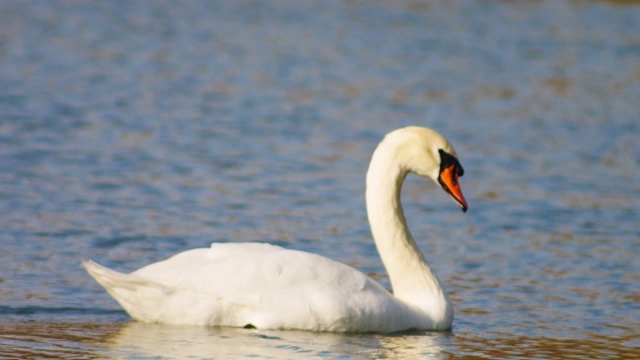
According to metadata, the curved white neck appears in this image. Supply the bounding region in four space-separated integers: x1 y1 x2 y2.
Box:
365 144 452 324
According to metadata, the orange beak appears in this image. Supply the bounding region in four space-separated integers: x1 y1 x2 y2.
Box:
438 165 468 212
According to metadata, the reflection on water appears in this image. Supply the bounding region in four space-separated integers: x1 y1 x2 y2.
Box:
1 321 639 359
0 322 122 359
105 323 384 359
453 331 640 359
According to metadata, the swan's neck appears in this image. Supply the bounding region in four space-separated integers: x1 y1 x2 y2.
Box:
365 147 452 324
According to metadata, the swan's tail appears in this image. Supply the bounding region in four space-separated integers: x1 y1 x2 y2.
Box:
82 260 172 322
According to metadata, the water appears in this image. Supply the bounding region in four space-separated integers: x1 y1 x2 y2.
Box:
1 0 639 358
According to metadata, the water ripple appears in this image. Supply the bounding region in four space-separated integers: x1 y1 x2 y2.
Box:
0 0 639 358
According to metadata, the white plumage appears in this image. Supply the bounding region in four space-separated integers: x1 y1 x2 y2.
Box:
84 126 468 333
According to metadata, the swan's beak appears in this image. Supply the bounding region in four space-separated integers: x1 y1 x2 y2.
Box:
438 165 468 212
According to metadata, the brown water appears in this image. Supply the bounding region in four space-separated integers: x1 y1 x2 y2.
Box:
1 0 639 358
1 321 639 358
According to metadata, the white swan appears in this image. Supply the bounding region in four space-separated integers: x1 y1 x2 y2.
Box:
83 126 468 333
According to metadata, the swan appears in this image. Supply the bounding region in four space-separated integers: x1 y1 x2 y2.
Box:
83 126 468 333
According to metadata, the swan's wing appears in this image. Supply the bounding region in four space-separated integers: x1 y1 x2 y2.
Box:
85 242 406 331
131 242 369 295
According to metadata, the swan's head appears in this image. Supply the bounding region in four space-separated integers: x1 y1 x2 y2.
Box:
381 126 468 212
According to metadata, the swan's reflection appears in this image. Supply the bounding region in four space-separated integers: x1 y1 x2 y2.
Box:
102 322 449 359
375 332 451 359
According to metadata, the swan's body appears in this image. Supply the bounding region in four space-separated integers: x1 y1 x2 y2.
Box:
84 126 468 333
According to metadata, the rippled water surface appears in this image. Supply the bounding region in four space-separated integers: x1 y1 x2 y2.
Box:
1 1 639 358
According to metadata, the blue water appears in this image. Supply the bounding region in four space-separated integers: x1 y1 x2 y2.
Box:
1 1 639 358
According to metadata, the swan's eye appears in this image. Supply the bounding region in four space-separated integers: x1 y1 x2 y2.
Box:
437 149 463 176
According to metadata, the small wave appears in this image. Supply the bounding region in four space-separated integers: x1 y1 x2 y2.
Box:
0 305 124 316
